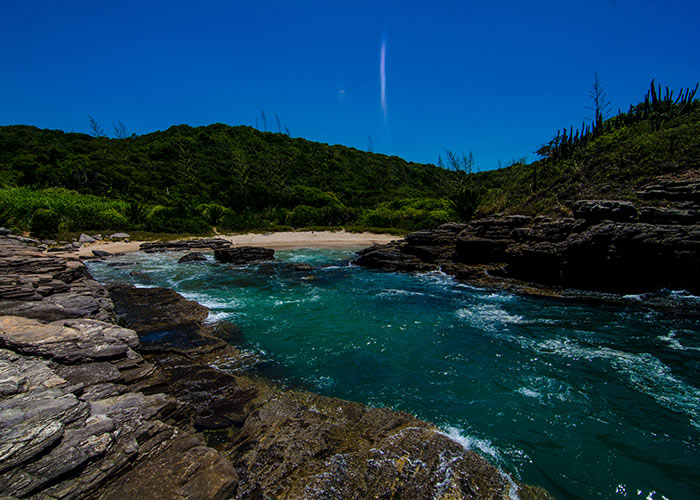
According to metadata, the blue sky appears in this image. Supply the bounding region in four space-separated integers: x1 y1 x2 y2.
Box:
1 0 698 170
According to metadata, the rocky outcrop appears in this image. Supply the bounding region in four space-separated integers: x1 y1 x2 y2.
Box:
1 234 554 499
140 238 232 253
354 199 700 297
108 233 130 240
0 235 113 322
178 252 208 263
213 246 275 264
0 316 236 500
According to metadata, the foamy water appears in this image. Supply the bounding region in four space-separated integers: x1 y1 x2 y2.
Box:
88 248 700 500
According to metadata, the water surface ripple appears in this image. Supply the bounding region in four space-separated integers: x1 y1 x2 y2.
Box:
88 248 700 500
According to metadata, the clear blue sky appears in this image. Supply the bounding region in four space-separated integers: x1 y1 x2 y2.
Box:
1 0 698 170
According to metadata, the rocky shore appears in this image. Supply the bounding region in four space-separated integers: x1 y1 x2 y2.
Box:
0 232 553 499
354 193 700 308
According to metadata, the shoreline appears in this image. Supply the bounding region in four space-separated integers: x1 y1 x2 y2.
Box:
77 230 398 257
0 232 554 500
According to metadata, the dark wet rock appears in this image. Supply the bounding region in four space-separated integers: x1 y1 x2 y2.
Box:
455 237 509 263
354 201 700 296
638 206 700 225
107 285 228 357
106 261 130 267
140 237 232 253
354 244 438 272
0 227 11 235
638 179 700 205
293 262 313 271
179 251 208 263
108 285 208 334
92 249 113 258
573 199 638 222
214 246 275 264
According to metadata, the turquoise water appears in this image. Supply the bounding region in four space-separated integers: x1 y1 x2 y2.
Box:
88 248 700 500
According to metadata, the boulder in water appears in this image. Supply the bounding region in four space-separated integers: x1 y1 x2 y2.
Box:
214 246 274 264
179 252 207 263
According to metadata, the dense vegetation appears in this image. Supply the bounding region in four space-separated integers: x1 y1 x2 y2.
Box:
0 123 458 237
0 80 698 237
476 81 700 215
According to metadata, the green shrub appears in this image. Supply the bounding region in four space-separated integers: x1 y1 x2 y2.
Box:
124 202 147 224
449 187 481 222
145 215 211 234
199 203 227 226
30 208 60 239
0 202 15 228
94 208 129 230
286 185 342 208
288 205 322 227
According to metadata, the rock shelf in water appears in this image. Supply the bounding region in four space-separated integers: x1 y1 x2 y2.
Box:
354 197 700 297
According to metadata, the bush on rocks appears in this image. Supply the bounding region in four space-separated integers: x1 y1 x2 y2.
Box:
30 208 60 239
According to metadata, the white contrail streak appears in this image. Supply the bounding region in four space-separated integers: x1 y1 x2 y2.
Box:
380 39 387 122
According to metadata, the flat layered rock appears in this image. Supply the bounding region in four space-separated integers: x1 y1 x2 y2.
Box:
0 316 137 363
353 199 700 296
0 235 113 323
140 238 232 253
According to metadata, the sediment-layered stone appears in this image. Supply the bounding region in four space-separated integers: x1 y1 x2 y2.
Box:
354 198 700 296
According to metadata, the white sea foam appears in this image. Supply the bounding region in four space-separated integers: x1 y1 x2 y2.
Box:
204 311 236 323
455 304 524 330
536 338 700 430
441 426 500 460
657 331 700 352
377 288 425 298
180 292 237 310
517 387 541 399
439 426 522 500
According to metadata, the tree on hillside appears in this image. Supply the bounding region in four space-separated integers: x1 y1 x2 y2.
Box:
586 72 611 128
439 149 480 221
274 113 282 133
113 121 129 139
260 109 268 131
87 115 105 137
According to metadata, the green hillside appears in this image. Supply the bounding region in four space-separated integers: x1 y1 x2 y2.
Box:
0 124 456 235
1 80 698 237
476 81 700 215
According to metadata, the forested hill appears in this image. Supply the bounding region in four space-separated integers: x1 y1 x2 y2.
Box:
0 123 451 209
475 81 700 215
1 80 698 237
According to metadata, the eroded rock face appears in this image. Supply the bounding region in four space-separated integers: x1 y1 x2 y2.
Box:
140 238 232 253
213 246 275 264
0 316 236 500
353 199 700 296
178 252 208 263
0 235 113 322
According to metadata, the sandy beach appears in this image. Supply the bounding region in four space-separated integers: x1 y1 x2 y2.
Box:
77 231 399 257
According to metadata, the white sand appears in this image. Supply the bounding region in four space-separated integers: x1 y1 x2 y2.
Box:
77 231 399 257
